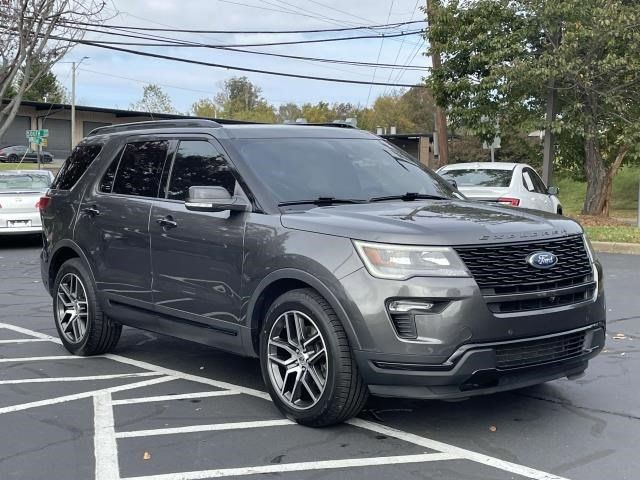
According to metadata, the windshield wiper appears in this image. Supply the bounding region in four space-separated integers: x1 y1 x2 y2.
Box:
278 197 367 207
369 192 448 202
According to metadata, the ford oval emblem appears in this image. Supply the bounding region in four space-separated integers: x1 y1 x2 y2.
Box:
527 251 558 269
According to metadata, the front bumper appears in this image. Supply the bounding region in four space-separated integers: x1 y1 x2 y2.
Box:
337 261 606 399
355 324 604 399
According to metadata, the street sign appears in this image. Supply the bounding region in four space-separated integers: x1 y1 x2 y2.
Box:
25 129 49 139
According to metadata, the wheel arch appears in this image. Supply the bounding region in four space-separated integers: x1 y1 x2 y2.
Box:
244 268 362 357
48 240 97 295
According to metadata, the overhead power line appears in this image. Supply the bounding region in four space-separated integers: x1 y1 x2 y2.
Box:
58 36 428 88
61 19 425 34
59 24 427 71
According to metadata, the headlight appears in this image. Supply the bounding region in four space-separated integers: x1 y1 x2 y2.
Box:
353 240 470 280
583 233 597 263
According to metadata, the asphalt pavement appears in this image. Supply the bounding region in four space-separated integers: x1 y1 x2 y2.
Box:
0 235 637 480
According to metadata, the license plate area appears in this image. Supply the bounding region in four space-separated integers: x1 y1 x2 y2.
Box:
8 220 32 227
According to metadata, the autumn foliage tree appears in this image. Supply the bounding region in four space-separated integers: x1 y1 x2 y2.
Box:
428 0 640 215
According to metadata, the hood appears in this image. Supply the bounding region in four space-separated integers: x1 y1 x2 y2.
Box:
456 186 509 200
280 200 582 246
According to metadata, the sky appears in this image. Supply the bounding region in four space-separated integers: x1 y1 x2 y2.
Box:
51 0 428 114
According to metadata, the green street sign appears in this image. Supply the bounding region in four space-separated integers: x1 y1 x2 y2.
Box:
31 138 43 145
38 129 49 137
25 129 49 139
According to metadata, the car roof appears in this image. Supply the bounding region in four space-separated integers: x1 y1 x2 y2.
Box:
86 119 377 141
439 162 523 171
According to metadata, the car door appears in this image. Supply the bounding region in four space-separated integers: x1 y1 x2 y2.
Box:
523 167 553 212
75 138 171 307
149 138 247 346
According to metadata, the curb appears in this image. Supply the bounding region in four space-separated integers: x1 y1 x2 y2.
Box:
592 241 640 255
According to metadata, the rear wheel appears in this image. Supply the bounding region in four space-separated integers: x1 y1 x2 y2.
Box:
260 288 368 426
8 154 18 163
53 258 121 355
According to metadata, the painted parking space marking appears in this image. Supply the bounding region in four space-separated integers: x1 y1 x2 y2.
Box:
115 419 295 439
0 355 83 362
0 338 51 344
123 453 461 480
0 371 160 385
0 321 571 480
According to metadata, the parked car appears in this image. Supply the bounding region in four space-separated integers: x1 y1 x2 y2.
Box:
0 169 54 235
39 120 605 426
437 162 563 214
0 145 54 163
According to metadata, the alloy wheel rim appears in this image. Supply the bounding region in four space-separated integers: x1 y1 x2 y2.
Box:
55 273 89 344
267 310 328 410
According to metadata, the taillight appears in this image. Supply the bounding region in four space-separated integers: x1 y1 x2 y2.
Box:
497 197 520 207
37 196 51 210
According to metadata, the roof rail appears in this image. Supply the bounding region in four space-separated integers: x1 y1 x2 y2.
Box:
87 119 222 136
292 122 356 129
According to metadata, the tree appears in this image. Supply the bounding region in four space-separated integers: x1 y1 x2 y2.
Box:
19 57 67 103
277 102 302 122
0 0 105 139
214 76 276 122
428 0 640 215
192 98 218 118
130 84 178 114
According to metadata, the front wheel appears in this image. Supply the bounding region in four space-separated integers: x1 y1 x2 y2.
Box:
260 288 368 427
53 258 122 355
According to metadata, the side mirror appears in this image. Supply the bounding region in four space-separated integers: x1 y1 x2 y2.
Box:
185 186 248 213
447 179 458 189
547 186 559 195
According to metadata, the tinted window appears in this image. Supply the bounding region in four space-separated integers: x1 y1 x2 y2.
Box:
111 141 168 197
527 169 547 193
166 141 235 201
99 150 121 193
522 170 535 192
439 168 513 188
237 138 453 202
51 144 103 190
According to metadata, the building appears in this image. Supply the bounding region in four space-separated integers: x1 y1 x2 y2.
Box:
381 132 436 169
0 100 195 159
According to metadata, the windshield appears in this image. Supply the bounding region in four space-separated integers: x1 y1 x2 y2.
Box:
0 173 51 191
439 168 513 188
236 138 454 204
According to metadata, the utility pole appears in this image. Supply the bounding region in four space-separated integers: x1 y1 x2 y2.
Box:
542 29 561 187
70 57 89 150
426 0 449 168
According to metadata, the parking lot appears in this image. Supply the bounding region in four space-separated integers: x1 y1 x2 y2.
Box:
0 236 638 480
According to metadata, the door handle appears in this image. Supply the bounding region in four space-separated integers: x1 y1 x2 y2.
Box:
156 216 177 229
82 206 100 217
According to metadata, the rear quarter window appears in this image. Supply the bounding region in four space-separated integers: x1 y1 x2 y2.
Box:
51 143 104 190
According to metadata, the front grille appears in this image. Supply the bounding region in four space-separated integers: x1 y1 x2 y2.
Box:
455 235 595 313
389 313 417 339
495 331 587 369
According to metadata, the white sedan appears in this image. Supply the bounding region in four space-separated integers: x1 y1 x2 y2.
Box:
0 170 54 235
437 162 563 214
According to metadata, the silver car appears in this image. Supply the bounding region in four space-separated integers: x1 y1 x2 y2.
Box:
0 170 54 235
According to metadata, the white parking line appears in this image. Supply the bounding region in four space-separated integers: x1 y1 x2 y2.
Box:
0 376 176 415
112 390 240 406
0 372 160 385
94 392 120 480
0 338 51 344
122 453 460 480
0 321 572 480
115 419 294 439
0 355 84 363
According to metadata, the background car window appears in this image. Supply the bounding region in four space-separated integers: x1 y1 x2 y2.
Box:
0 172 51 191
51 143 103 190
528 169 548 193
522 171 536 192
166 140 235 201
111 141 168 197
439 169 513 187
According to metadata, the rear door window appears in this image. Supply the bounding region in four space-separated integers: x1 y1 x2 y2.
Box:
102 140 169 197
51 143 103 190
164 140 236 201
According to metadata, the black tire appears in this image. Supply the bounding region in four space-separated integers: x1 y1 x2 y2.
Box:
8 154 18 163
259 288 368 427
52 258 122 355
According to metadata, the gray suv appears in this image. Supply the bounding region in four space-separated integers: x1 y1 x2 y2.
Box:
39 119 605 426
